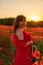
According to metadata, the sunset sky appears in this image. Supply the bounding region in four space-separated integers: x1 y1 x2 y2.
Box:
0 0 43 21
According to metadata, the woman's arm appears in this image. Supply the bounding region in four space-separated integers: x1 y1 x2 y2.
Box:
24 31 33 47
25 41 33 47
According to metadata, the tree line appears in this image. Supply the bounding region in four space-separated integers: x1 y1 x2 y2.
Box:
27 20 43 27
0 18 43 27
0 18 14 26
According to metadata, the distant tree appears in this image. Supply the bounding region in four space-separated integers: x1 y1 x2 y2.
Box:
0 18 15 26
38 21 43 27
27 20 38 27
0 18 43 27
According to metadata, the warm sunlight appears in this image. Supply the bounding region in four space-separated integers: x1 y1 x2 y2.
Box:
29 16 39 22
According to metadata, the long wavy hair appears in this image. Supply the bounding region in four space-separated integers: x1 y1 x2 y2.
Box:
14 15 26 34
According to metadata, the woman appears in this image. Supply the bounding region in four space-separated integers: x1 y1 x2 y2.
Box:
13 15 33 65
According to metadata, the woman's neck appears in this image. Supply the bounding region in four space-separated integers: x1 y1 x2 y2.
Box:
17 27 23 32
15 27 24 40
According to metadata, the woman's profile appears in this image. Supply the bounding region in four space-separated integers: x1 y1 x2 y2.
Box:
13 15 33 65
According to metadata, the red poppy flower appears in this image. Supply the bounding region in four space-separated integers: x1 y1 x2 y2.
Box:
33 50 40 59
40 60 43 65
33 62 38 65
41 56 43 60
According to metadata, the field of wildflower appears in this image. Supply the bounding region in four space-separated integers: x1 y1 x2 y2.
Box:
0 25 43 65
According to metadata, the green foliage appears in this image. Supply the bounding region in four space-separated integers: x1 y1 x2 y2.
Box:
27 21 43 27
0 18 15 26
0 18 43 27
0 35 16 65
33 39 43 56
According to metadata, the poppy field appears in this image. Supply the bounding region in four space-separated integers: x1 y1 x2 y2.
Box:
0 25 43 65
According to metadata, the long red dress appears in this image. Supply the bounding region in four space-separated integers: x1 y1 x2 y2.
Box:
13 31 33 65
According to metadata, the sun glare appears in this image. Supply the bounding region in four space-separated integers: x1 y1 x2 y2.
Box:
29 15 39 22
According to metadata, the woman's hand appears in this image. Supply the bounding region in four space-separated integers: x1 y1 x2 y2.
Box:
25 41 33 47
